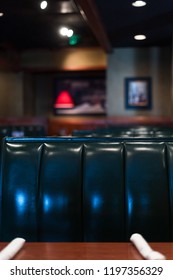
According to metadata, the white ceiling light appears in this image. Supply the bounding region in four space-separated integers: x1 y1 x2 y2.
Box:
134 34 146 40
40 1 48 10
132 1 146 7
66 29 73 38
59 27 74 37
59 27 69 36
0 12 4 17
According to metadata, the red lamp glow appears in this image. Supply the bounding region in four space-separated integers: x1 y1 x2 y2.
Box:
54 90 74 108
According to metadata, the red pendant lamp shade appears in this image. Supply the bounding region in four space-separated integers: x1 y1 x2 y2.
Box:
54 90 74 108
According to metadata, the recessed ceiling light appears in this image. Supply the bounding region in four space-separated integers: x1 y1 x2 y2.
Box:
59 27 69 36
0 12 4 17
59 27 74 37
132 1 146 7
66 29 73 38
40 1 48 10
134 34 146 40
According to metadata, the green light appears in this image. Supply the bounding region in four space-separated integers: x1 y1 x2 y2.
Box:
69 35 81 46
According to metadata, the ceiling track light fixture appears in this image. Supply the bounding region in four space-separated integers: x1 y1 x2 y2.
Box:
132 1 146 7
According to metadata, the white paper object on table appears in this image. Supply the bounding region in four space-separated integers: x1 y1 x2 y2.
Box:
130 233 165 260
0 237 26 260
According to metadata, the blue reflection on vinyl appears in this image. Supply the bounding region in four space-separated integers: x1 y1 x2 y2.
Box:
43 195 52 212
92 194 103 210
128 194 133 216
15 191 26 213
43 194 68 212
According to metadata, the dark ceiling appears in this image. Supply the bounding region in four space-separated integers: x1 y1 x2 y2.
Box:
0 0 173 53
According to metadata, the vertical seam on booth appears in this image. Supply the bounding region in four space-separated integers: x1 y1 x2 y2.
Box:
81 143 85 242
36 143 44 241
166 143 173 241
123 142 127 241
0 138 6 240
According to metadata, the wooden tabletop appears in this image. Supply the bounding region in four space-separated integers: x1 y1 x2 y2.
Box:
0 242 173 260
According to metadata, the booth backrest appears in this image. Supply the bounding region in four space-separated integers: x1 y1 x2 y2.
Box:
72 126 173 138
0 137 173 242
0 125 46 139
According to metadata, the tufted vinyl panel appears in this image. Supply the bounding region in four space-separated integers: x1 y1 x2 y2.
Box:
83 142 125 241
1 142 43 241
166 143 173 240
38 142 83 241
125 142 170 241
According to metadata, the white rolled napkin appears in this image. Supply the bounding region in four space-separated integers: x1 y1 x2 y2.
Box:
130 233 165 260
0 237 26 260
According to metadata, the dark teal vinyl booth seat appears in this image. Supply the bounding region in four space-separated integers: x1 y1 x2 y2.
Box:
0 137 173 242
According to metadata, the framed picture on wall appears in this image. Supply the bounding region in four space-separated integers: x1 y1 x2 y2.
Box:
125 77 152 109
53 71 106 115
